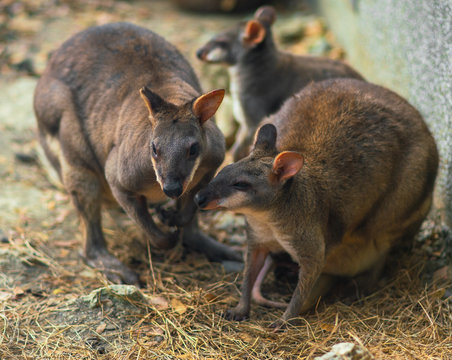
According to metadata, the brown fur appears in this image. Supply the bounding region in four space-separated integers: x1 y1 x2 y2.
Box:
34 22 239 284
195 79 438 328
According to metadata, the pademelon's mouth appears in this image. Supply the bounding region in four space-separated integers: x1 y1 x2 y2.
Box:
202 199 224 210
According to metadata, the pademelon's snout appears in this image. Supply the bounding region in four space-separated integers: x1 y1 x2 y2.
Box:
194 191 208 208
194 190 220 210
196 47 207 61
163 181 183 199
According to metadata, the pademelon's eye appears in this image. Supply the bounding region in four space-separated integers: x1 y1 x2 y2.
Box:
188 143 200 158
232 181 251 191
151 142 158 158
217 40 229 49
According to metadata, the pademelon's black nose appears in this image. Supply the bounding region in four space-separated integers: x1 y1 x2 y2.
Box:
194 192 208 208
163 182 183 198
196 48 205 60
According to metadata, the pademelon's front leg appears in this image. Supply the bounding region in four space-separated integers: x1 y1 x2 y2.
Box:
158 170 242 262
271 230 325 330
109 184 180 250
158 155 221 228
225 243 269 321
181 190 242 262
105 154 179 251
155 189 198 228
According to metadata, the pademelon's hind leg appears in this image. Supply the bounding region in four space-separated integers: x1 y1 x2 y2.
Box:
346 138 436 289
251 255 288 309
60 141 139 285
35 77 139 284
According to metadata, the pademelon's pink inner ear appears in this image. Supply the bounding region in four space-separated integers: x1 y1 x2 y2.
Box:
193 89 225 125
270 151 304 184
243 20 266 46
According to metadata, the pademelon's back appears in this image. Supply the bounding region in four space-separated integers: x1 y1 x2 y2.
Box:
43 22 202 101
269 79 436 174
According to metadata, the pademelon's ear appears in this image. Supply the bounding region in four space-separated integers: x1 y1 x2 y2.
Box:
254 123 277 152
140 86 165 124
243 20 266 46
270 151 304 184
192 89 225 125
254 5 276 26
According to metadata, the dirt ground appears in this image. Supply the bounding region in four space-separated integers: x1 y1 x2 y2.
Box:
0 1 451 359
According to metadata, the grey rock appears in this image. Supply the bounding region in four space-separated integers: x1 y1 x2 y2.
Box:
80 285 148 309
315 342 374 360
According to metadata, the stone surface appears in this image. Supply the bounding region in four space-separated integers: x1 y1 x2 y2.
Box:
315 342 374 360
80 285 148 309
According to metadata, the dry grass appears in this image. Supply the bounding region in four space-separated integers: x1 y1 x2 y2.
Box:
1 214 451 360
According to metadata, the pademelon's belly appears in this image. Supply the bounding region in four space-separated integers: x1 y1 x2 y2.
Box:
322 233 390 277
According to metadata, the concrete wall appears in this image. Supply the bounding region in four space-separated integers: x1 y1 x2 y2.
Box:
311 0 452 227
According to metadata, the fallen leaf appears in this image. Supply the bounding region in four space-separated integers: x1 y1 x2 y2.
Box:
204 292 218 303
148 296 169 310
13 287 25 297
238 332 253 342
139 325 164 337
320 323 335 332
52 288 65 295
429 288 446 300
96 322 107 334
171 299 187 314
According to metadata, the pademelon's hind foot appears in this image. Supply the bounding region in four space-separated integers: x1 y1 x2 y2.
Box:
81 249 140 285
252 255 288 309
